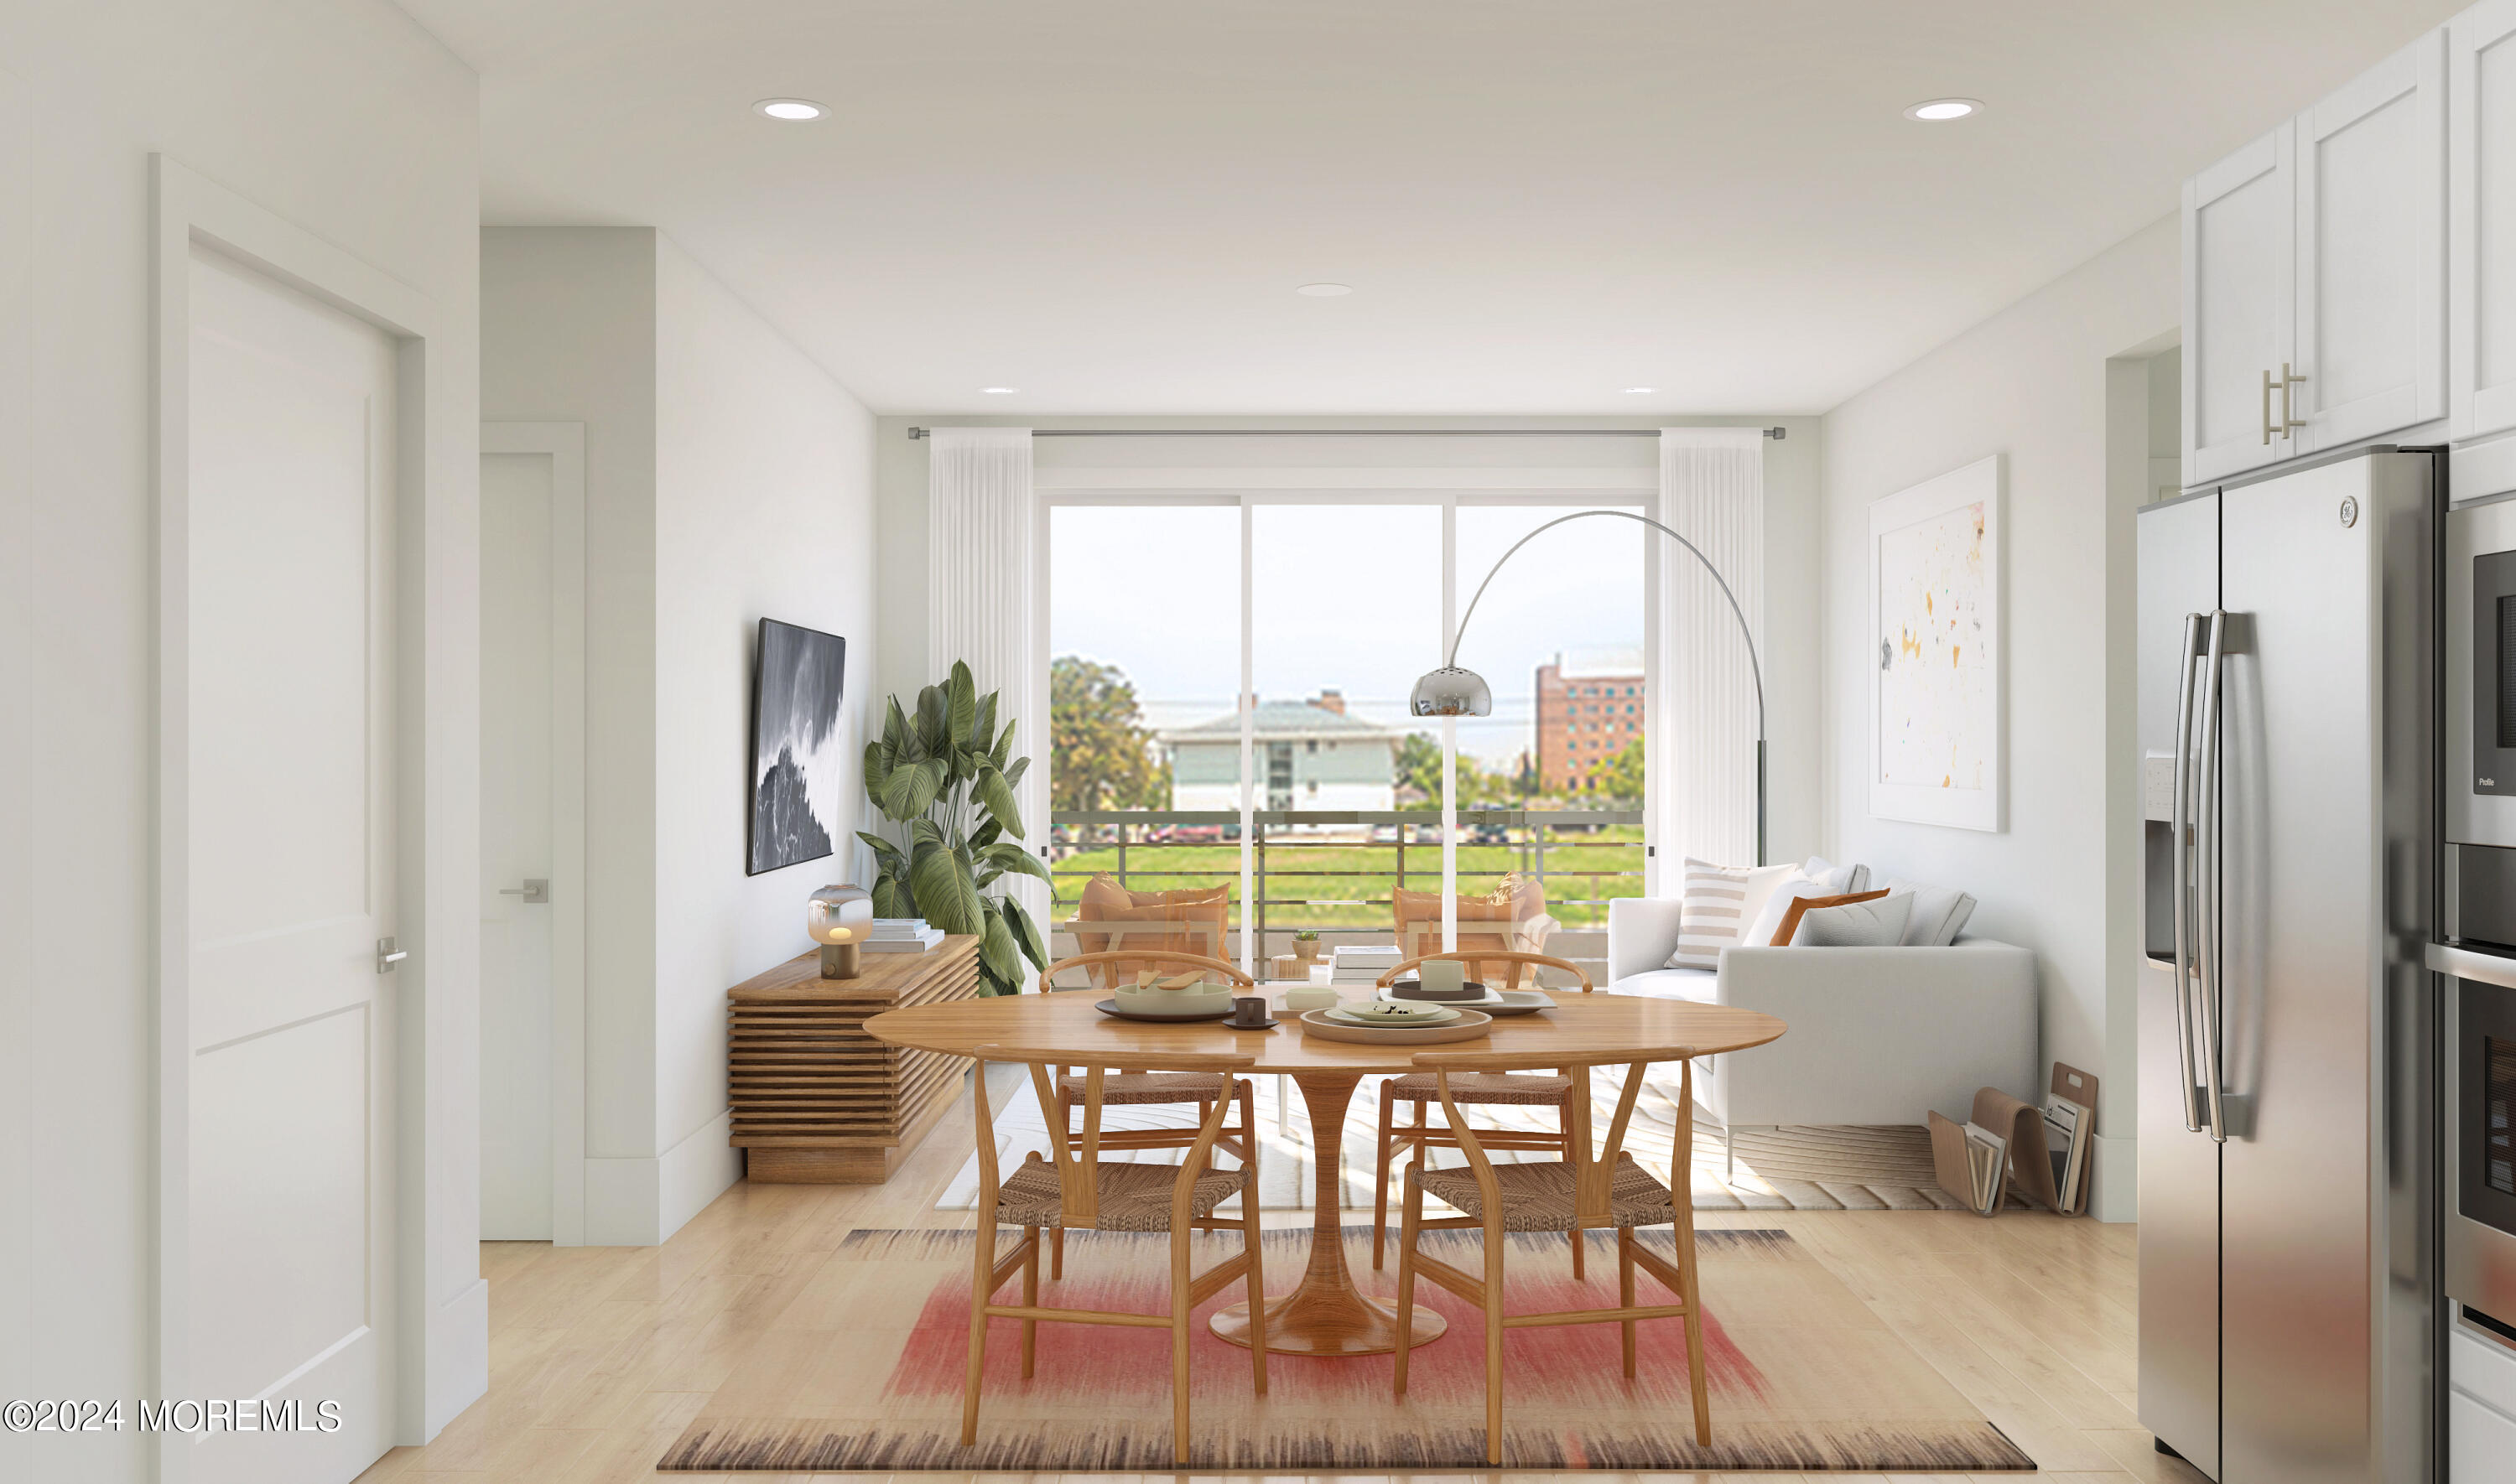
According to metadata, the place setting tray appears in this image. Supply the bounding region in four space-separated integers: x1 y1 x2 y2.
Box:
1379 978 1555 1017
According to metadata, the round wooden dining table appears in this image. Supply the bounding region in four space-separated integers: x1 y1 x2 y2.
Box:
864 988 1786 1359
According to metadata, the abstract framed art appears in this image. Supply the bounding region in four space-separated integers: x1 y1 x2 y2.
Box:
749 618 846 874
1866 454 2003 832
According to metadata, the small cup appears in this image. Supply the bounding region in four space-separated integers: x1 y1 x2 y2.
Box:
1229 996 1271 1028
1419 957 1467 994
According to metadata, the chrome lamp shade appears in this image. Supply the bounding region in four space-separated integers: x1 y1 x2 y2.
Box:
1410 666 1493 717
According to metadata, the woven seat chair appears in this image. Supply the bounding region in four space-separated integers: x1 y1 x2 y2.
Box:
1037 950 1259 1279
1391 1045 1713 1462
1368 950 1592 1275
961 1045 1267 1465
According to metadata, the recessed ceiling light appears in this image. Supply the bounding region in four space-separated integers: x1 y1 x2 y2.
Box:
1296 283 1353 297
1622 387 1656 395
980 387 1018 395
1904 97 1981 122
754 98 827 121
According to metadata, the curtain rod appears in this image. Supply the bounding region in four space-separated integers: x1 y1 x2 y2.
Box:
907 425 1785 440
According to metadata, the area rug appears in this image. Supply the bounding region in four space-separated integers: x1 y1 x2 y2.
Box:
938 1066 1990 1213
658 1226 2035 1471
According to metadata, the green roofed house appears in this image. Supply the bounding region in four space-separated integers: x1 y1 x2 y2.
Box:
1158 689 1406 812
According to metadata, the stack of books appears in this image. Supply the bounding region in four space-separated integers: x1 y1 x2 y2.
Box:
1329 944 1404 986
863 918 944 954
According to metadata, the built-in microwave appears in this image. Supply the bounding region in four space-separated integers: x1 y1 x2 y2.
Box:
2450 496 2516 854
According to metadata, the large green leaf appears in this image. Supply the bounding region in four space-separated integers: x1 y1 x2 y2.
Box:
914 682 950 757
969 691 998 755
882 696 912 759
973 765 1025 841
944 662 977 746
870 876 913 920
969 817 1003 852
1001 895 1048 972
856 829 907 870
861 740 892 802
978 842 1052 884
908 838 984 934
978 909 1024 989
1003 754 1031 791
881 756 945 822
992 719 1017 771
909 817 946 851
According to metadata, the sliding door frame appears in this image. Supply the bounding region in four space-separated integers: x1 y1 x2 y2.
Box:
1037 486 1649 971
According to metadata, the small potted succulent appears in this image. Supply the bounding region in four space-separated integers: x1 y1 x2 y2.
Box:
1291 929 1323 966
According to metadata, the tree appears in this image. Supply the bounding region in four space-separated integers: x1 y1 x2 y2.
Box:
1596 734 1645 804
1395 731 1445 803
1050 655 1169 812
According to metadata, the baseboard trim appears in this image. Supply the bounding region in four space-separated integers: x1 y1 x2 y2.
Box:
659 1108 741 1240
2090 1131 2136 1223
583 1109 741 1246
419 1276 487 1440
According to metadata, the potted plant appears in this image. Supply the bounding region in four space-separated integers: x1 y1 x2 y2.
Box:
858 661 1052 996
1292 929 1323 966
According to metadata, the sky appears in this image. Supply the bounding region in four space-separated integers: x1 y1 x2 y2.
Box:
1047 502 1643 771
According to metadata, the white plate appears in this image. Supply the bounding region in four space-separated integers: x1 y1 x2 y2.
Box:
1376 985 1509 1008
1327 1003 1461 1026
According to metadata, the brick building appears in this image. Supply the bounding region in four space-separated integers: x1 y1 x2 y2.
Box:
1536 648 1644 794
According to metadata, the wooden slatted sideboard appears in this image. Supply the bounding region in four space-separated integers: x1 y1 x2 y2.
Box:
727 935 983 1183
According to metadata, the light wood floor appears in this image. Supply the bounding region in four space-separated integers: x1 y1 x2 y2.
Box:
355 1071 2207 1484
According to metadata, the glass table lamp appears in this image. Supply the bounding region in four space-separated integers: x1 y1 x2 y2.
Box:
808 885 875 978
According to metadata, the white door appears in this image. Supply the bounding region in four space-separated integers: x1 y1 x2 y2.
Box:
2295 29 2445 452
481 449 554 1239
2455 0 2516 441
2185 125 2296 485
185 243 398 1482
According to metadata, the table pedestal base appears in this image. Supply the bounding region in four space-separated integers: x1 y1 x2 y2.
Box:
1205 1068 1448 1357
1209 1287 1447 1357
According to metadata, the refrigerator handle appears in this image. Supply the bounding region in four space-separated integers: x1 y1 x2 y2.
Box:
2169 612 2206 1133
2196 608 2231 1144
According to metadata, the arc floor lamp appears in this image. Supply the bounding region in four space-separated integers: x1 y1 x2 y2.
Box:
1410 509 1767 866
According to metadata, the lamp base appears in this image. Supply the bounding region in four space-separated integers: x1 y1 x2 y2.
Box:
819 942 861 979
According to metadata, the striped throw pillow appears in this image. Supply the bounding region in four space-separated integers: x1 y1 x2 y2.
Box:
1670 859 1751 970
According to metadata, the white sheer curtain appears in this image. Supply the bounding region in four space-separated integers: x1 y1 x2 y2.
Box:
1651 428 1765 880
928 427 1048 926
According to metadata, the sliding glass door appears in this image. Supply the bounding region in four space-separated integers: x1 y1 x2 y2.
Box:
1045 492 1646 969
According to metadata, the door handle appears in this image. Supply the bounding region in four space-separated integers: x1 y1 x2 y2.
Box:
2279 362 2308 438
2195 609 2231 1144
2263 369 2277 445
2170 613 2206 1133
497 879 550 905
376 937 408 974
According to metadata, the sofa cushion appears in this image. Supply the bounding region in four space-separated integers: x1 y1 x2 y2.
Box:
1670 858 1797 969
1789 891 1914 947
1800 854 1869 895
1607 966 1723 1004
1771 888 1892 946
1880 877 1978 946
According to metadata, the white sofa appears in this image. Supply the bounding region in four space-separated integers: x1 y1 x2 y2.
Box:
1606 895 2036 1169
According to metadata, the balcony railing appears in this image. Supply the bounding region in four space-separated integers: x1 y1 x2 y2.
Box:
1045 808 1643 960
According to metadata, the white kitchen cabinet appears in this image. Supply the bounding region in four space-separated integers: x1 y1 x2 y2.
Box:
2184 126 2295 485
2295 30 2446 453
2456 0 2516 441
2451 1390 2516 1484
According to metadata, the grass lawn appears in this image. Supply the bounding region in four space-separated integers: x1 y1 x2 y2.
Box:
1046 827 1643 930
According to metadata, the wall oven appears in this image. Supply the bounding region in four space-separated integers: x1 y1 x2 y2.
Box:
2439 926 2516 1327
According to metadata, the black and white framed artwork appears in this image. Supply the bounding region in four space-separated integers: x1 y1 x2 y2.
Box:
748 618 846 875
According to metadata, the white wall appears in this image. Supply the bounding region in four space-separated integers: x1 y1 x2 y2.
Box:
481 227 660 1206
482 228 876 1243
871 415 1823 869
1819 216 2178 1219
652 236 876 1233
0 2 483 1473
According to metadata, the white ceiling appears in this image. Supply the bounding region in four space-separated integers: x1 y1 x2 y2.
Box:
408 0 2461 416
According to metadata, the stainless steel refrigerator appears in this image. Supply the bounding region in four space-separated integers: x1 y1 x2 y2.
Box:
2135 449 2437 1484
